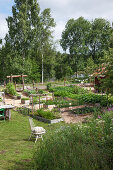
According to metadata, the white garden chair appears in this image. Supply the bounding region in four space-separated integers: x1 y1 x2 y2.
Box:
29 117 46 143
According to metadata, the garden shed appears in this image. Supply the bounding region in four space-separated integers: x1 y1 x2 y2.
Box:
92 66 106 92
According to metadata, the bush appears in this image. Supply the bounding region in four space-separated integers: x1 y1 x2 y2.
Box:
6 82 17 96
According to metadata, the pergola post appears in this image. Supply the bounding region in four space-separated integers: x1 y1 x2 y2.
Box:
21 74 24 91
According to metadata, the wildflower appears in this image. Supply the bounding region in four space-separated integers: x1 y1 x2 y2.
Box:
108 108 111 111
98 115 101 119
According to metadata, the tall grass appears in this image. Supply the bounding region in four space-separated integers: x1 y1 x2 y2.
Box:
33 112 113 170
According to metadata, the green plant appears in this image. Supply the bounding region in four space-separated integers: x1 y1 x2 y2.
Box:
38 89 43 94
72 106 101 115
47 83 52 90
36 108 61 120
21 97 29 100
6 82 17 96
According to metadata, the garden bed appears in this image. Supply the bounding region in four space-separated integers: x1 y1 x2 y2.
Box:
30 114 64 124
6 93 21 100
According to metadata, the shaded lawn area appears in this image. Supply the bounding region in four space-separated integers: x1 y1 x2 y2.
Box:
0 110 64 170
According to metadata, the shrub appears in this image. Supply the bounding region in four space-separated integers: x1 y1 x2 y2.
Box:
6 82 17 96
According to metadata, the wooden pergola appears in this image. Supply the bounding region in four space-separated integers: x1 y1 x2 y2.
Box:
7 74 28 91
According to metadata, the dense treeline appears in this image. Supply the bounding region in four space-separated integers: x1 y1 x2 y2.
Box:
0 0 56 82
0 0 113 82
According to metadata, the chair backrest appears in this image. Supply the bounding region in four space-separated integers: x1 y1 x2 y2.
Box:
29 117 35 130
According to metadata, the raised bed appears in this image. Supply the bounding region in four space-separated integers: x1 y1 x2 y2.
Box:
31 114 64 124
6 93 21 100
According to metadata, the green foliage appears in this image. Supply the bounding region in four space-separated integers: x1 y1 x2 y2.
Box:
47 83 52 90
85 56 97 75
0 0 56 82
36 108 61 120
72 106 101 115
33 97 38 104
6 82 17 96
49 85 113 106
33 111 113 170
38 89 43 94
100 49 113 96
21 97 29 100
24 89 36 96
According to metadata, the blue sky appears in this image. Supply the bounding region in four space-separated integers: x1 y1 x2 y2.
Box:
0 0 13 15
0 0 113 50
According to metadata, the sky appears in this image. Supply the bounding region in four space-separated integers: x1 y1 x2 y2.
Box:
0 0 113 51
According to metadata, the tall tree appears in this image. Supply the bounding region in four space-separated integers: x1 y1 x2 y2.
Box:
89 18 111 63
60 17 112 76
60 17 91 76
2 0 55 82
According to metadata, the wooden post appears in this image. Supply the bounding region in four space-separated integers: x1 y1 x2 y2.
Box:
52 92 54 100
36 87 38 92
39 96 40 109
4 81 6 88
3 92 5 104
11 74 13 83
33 80 35 89
32 95 33 115
64 78 66 86
15 81 16 90
22 74 24 91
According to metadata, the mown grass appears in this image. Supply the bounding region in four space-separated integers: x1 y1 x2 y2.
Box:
0 110 64 170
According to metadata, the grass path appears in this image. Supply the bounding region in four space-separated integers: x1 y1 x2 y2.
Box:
0 111 36 170
0 110 65 170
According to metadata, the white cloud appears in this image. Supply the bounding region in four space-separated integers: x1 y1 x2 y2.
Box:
0 14 8 40
0 0 113 51
38 0 113 38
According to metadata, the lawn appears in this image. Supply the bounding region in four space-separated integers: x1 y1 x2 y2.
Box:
0 110 65 170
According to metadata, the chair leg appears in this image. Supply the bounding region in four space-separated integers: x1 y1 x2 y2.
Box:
35 135 39 143
28 133 33 141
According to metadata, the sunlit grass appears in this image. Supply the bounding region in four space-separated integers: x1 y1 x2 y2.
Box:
0 110 65 170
